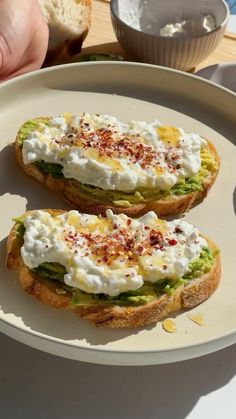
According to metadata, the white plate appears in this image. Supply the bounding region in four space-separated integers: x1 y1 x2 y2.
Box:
0 62 236 366
196 62 236 92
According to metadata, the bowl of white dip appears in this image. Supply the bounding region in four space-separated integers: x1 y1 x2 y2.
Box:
110 0 229 71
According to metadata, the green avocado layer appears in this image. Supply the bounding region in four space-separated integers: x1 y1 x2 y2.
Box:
31 247 215 307
18 118 50 144
14 218 216 307
19 119 218 205
34 161 64 178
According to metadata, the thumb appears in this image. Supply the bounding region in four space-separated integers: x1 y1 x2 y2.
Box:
0 1 31 77
0 33 10 73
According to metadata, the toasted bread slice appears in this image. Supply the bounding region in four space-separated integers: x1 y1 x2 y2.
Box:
6 210 221 328
15 117 220 218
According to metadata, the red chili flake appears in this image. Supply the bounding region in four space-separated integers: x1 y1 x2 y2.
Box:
149 230 163 246
144 226 150 230
136 245 144 255
168 239 177 246
175 227 183 234
83 233 94 243
102 244 109 251
127 219 132 226
124 238 135 251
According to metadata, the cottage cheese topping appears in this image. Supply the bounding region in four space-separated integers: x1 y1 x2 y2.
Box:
22 113 206 192
21 210 207 296
160 14 216 37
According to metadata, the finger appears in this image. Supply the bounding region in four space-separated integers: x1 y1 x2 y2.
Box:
0 0 31 76
0 0 49 81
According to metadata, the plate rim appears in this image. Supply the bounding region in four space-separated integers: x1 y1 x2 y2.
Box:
1 60 236 97
1 61 236 364
1 310 236 355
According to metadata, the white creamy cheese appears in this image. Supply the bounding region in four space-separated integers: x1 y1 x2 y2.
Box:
160 14 216 37
21 210 207 297
22 113 206 192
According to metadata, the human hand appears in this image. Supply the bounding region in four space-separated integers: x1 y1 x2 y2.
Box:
0 0 48 81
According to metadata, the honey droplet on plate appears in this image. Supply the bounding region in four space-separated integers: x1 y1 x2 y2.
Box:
187 313 205 326
162 318 177 333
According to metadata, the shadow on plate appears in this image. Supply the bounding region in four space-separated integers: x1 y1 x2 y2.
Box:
0 144 69 210
0 236 149 345
0 145 137 345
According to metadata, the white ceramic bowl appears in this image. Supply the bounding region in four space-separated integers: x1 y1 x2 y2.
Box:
110 0 230 71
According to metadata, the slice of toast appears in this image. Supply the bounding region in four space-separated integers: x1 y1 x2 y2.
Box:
15 117 220 218
6 209 221 328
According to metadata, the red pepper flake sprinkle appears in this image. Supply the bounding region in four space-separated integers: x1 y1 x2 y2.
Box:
102 255 108 263
50 122 181 172
175 227 183 234
149 230 163 247
136 245 144 255
62 213 186 269
168 239 177 246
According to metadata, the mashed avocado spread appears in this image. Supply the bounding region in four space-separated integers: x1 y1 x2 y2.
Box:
32 247 215 306
14 218 216 306
19 119 218 204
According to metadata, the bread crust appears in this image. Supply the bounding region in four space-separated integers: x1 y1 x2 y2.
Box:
15 118 220 218
6 210 221 328
39 0 92 65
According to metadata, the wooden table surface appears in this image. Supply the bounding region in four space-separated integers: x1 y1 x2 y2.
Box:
51 0 236 71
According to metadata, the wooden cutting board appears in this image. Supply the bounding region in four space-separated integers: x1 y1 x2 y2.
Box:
50 0 236 72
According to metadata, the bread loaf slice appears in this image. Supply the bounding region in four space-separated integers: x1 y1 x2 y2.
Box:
6 209 221 328
39 0 92 61
15 116 220 218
